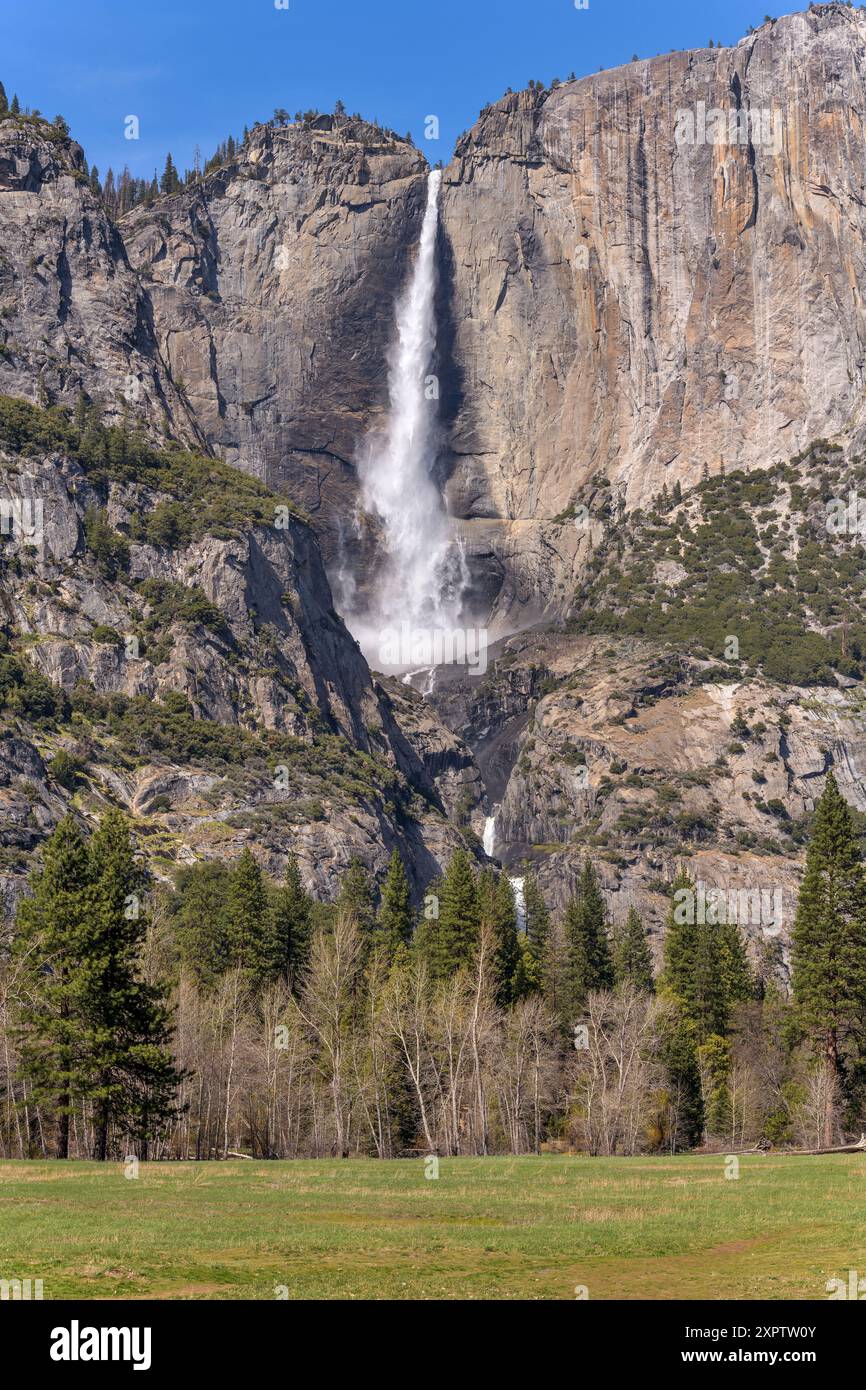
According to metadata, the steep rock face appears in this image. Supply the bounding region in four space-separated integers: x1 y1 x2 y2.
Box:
0 444 379 744
439 5 866 621
8 7 866 933
0 116 193 439
0 437 482 907
444 629 866 964
120 118 428 561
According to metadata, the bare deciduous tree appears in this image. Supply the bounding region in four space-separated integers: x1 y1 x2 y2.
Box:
572 987 669 1156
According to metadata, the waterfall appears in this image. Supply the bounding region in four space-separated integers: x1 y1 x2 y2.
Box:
347 170 466 670
482 815 496 857
509 877 526 935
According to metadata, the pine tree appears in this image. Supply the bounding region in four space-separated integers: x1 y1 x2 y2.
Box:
17 812 181 1160
266 854 312 984
718 918 753 1012
10 94 20 116
160 152 180 195
662 868 699 1006
172 860 233 987
116 166 129 215
14 816 92 1158
660 1017 704 1150
662 870 750 1041
226 847 268 976
376 849 413 960
613 906 655 993
792 771 866 1133
0 82 8 116
524 869 550 983
83 809 181 1159
478 870 520 1005
698 1034 732 1140
689 910 732 1041
337 856 375 953
564 860 613 1014
334 855 377 982
430 849 479 980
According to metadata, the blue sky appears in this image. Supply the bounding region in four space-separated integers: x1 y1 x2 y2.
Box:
3 0 778 179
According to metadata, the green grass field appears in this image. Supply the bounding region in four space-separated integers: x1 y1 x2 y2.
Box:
1 1154 864 1300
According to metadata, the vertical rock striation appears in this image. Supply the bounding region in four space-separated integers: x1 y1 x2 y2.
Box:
439 6 866 619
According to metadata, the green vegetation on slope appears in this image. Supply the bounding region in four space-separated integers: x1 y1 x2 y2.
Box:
568 446 866 685
0 394 303 543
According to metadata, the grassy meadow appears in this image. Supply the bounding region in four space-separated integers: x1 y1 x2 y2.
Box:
0 1153 864 1300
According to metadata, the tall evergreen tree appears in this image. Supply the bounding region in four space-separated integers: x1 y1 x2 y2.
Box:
524 869 550 988
663 870 752 1040
0 82 8 116
16 812 181 1160
659 1017 704 1151
792 772 866 1128
14 816 91 1158
160 151 180 195
689 911 733 1041
430 849 479 980
172 860 232 987
226 848 268 976
563 860 613 1014
698 1033 732 1140
661 868 697 1005
10 94 20 116
613 906 655 993
718 917 753 1014
83 809 181 1159
265 854 312 984
478 870 520 1005
337 856 375 947
376 849 413 960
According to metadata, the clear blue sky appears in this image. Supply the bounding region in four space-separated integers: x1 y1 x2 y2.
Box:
3 0 779 179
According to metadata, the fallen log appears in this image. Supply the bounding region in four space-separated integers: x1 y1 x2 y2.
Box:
784 1133 866 1156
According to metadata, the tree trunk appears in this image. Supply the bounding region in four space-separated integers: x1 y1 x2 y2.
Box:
56 1102 69 1160
824 1029 838 1149
95 1102 109 1161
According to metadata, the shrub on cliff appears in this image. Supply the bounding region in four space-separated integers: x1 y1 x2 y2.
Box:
0 394 304 543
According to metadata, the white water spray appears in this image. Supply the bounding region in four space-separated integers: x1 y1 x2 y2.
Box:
482 815 496 858
509 876 526 935
348 170 466 668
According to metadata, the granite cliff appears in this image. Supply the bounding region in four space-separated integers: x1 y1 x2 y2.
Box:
4 5 866 942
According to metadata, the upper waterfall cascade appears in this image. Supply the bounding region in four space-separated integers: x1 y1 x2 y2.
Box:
346 170 466 669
